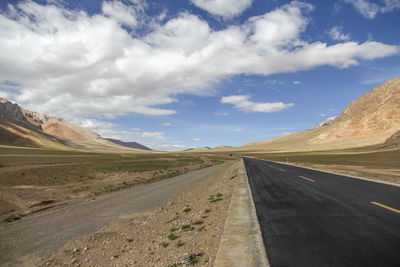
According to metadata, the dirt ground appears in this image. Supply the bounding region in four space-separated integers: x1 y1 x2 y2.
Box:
0 151 230 223
25 160 239 267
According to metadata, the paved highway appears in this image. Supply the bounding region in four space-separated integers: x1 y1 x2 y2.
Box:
244 157 400 267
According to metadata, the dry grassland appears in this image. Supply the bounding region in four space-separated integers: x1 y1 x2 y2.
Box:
0 146 233 223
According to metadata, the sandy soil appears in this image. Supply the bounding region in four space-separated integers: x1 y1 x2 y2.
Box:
24 161 239 267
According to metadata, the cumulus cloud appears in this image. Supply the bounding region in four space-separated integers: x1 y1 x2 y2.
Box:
293 81 301 85
102 1 139 27
192 137 201 141
191 0 252 18
221 95 294 113
329 26 351 41
0 0 398 122
344 0 400 19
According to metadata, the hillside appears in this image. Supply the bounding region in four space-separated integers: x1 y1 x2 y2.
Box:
105 138 152 151
239 78 400 152
0 98 146 152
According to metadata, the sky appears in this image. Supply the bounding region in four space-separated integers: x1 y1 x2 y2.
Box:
0 0 399 151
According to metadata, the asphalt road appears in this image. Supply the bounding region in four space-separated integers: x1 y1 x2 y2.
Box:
0 162 230 266
244 157 400 267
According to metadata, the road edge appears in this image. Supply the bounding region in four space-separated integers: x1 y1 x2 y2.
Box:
263 159 400 188
214 158 270 267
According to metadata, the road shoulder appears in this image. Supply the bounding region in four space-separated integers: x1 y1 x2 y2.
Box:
214 158 269 267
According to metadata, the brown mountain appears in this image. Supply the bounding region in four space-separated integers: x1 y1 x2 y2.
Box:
0 98 147 152
240 78 400 152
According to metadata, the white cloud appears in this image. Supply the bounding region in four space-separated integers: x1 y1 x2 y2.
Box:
329 26 351 41
213 111 229 116
70 119 177 150
192 137 201 141
344 0 400 19
233 128 241 132
293 80 301 85
0 1 398 123
221 95 294 113
161 122 172 126
191 0 252 18
102 1 139 27
154 143 188 151
264 80 284 87
72 118 116 132
319 113 327 117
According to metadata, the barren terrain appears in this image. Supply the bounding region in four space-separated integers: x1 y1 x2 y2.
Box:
22 160 238 267
0 146 233 223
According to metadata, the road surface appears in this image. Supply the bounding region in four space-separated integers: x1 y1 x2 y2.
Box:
0 162 230 266
244 157 400 267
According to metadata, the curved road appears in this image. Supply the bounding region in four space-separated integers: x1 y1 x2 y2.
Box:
244 157 400 267
0 162 230 266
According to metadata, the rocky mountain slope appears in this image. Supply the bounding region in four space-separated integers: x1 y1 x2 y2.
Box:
0 98 148 152
240 78 400 151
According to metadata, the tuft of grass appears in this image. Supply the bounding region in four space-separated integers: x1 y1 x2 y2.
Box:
170 227 179 232
127 238 134 243
204 208 211 214
201 215 208 219
181 224 191 230
210 198 223 203
183 207 191 213
168 233 179 240
197 226 206 232
4 213 26 222
216 192 223 197
161 242 170 248
177 241 185 247
182 224 195 232
193 220 204 225
189 257 199 265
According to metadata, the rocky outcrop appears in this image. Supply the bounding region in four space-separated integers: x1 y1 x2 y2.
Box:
312 78 400 143
382 130 400 148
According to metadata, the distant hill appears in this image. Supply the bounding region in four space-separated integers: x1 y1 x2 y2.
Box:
105 138 152 151
239 78 400 152
0 97 144 152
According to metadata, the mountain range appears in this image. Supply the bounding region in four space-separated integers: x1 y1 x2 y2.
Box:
1 78 399 152
0 98 149 152
191 78 400 152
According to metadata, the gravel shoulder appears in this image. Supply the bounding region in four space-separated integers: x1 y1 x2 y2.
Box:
0 161 235 266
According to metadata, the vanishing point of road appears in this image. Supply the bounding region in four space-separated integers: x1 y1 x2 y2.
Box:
0 162 230 266
244 157 400 267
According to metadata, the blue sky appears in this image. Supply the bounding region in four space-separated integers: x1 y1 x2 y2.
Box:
0 0 399 150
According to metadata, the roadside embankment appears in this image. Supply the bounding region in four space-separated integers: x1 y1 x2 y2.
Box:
215 158 269 267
